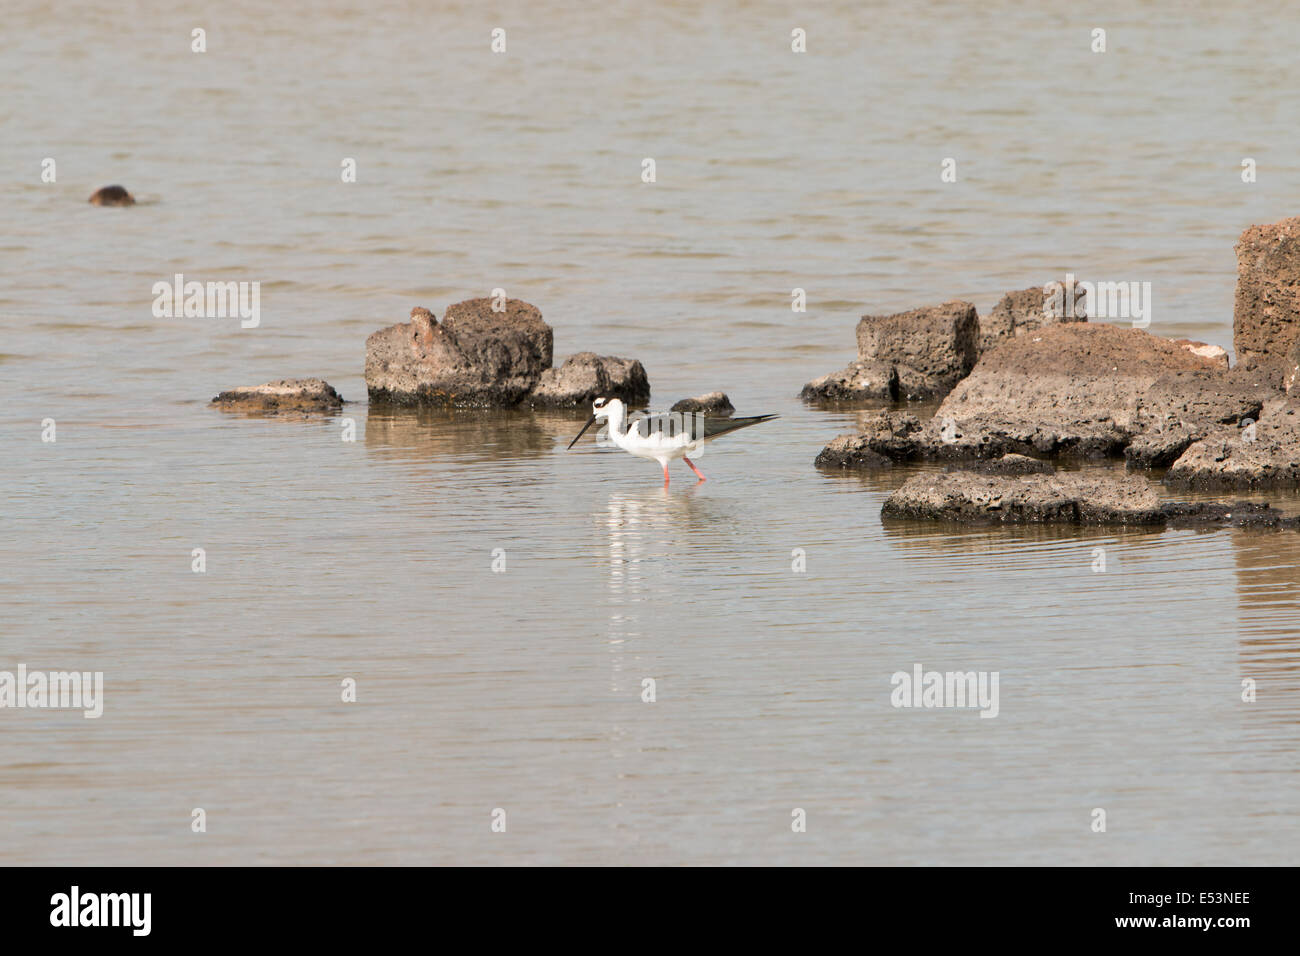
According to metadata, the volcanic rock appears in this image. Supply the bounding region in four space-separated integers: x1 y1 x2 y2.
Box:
802 300 978 401
671 392 734 415
883 470 1300 528
882 471 1163 525
211 378 343 413
1165 401 1300 489
365 300 553 407
818 324 1255 468
1234 216 1300 370
527 352 650 407
979 281 1088 354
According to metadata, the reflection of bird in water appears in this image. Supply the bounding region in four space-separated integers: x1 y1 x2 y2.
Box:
567 397 777 487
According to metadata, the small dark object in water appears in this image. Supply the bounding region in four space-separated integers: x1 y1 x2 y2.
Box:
89 185 135 206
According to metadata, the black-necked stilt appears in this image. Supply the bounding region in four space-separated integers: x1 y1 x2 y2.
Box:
566 397 777 486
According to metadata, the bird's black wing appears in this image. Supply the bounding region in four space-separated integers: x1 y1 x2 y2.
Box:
701 414 778 439
630 412 778 440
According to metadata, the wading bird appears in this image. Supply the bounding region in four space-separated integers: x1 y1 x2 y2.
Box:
566 397 777 486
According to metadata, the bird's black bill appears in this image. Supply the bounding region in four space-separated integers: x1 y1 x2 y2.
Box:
567 414 597 449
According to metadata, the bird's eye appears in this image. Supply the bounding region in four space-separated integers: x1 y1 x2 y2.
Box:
594 398 607 408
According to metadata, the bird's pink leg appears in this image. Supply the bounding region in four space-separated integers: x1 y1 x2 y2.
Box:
683 457 706 481
662 462 670 487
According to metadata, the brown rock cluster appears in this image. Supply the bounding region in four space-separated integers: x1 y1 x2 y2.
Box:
364 299 648 408
818 213 1300 499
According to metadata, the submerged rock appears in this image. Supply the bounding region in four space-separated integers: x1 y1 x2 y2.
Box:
1165 401 1300 488
949 454 1055 476
849 411 924 460
89 185 135 206
365 300 553 407
1234 216 1300 371
814 434 894 469
1158 500 1300 530
800 360 898 401
1125 367 1267 466
882 471 1163 525
1122 427 1199 469
671 391 734 415
211 378 343 413
527 352 650 407
884 470 1300 528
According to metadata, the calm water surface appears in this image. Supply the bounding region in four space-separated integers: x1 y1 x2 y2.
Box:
1 0 1298 864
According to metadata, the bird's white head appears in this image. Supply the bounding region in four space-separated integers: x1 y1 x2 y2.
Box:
591 396 624 421
567 397 624 449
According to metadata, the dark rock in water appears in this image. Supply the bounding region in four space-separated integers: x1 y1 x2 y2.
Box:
365 300 553 407
934 325 1229 457
364 300 655 409
802 300 978 401
800 360 897 401
882 470 1300 529
211 378 343 413
978 281 1087 354
1124 428 1198 469
1234 216 1300 371
1124 367 1266 467
671 391 734 415
950 454 1054 476
527 352 650 407
814 411 924 467
1136 368 1263 430
1165 401 1300 489
89 185 135 206
882 472 1163 525
857 300 980 399
822 324 1251 467
814 434 893 469
1158 500 1300 530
